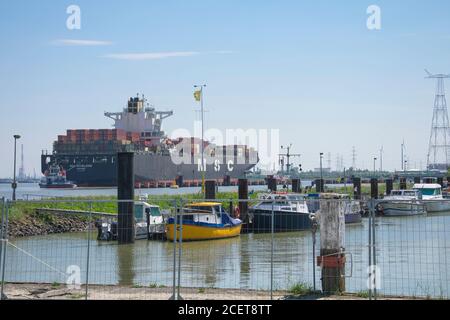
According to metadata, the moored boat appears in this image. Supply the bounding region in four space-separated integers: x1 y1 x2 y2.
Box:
413 183 450 213
166 202 242 241
378 190 426 216
248 193 313 233
39 164 77 189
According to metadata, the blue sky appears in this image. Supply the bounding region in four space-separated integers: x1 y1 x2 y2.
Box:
1 0 450 177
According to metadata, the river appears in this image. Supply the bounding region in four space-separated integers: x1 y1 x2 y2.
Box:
3 214 450 298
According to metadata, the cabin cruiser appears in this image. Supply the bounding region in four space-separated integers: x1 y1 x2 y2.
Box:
248 193 313 233
413 183 450 213
378 190 426 216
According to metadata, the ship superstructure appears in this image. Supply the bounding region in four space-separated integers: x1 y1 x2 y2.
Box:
41 95 258 187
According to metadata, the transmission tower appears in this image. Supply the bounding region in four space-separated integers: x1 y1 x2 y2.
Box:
351 146 357 169
426 70 450 170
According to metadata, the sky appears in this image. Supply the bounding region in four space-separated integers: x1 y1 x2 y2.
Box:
1 0 450 177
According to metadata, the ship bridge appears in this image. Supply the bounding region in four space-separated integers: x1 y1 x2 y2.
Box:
104 95 173 136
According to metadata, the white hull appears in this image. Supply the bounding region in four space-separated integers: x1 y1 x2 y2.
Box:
424 201 450 213
382 202 426 216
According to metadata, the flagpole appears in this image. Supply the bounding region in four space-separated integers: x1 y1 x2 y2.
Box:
194 84 207 194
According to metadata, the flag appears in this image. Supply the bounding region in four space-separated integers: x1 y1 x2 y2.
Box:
194 90 201 102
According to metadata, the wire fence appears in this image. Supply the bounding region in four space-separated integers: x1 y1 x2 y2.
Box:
0 196 450 300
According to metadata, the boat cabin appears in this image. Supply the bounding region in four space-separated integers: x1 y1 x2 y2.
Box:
413 184 443 198
182 202 235 226
134 202 163 224
255 193 308 213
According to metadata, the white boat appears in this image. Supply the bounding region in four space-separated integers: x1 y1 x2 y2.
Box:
319 193 363 224
413 183 450 213
380 190 426 216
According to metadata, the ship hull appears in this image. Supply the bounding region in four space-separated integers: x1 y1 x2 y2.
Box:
42 153 256 187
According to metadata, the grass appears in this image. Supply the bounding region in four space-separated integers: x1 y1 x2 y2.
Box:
355 291 370 299
288 283 315 296
7 191 264 223
51 282 61 289
68 293 86 300
198 288 205 294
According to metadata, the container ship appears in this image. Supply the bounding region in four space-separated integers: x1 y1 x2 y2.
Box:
41 95 259 187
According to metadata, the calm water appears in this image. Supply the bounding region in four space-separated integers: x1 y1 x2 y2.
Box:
3 214 450 298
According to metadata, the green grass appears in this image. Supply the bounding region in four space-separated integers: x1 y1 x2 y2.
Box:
288 283 315 296
198 288 205 294
51 282 61 289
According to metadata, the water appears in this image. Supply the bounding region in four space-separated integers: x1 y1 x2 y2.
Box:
0 183 272 200
3 214 450 298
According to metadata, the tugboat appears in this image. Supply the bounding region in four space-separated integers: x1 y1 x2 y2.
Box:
39 164 77 189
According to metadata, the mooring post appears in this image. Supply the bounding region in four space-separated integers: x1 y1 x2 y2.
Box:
205 180 216 199
292 179 301 193
267 176 277 192
353 177 361 200
117 152 135 244
437 177 444 187
176 175 183 188
238 179 248 222
414 177 421 184
399 178 407 190
370 178 379 199
317 200 346 294
385 178 393 196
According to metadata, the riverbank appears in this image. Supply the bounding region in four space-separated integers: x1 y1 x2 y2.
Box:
1 283 426 300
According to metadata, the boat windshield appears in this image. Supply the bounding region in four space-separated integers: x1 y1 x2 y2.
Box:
150 207 161 217
403 191 417 197
415 188 440 196
134 204 144 221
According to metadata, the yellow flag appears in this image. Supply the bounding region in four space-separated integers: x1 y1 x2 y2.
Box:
194 90 201 102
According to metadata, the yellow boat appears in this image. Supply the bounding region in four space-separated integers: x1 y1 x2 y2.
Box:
166 202 242 241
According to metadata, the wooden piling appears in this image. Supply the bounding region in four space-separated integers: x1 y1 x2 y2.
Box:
238 179 248 222
437 177 444 187
205 180 216 199
370 178 379 199
117 152 135 244
353 177 361 200
385 178 393 196
291 179 301 193
414 177 421 184
317 200 346 294
399 178 407 190
267 176 277 192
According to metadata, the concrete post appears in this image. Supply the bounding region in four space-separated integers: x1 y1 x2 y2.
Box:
205 180 216 199
317 200 346 294
238 179 248 222
117 152 135 244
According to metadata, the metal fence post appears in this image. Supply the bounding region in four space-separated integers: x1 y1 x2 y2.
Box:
0 197 5 276
270 200 274 300
85 201 92 300
0 200 9 300
177 199 184 300
312 214 318 292
368 199 372 300
372 200 377 300
170 201 178 300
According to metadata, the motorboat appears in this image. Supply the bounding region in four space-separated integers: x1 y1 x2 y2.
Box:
166 202 242 241
248 192 313 233
378 190 426 216
413 183 450 213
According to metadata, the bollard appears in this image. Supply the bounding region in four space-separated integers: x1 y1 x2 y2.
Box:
117 152 135 244
292 179 301 193
238 179 248 222
353 177 361 200
315 179 324 193
317 200 346 294
385 179 393 196
414 177 421 184
370 178 379 199
205 180 216 199
176 175 184 187
399 178 407 190
267 176 277 192
223 175 231 187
